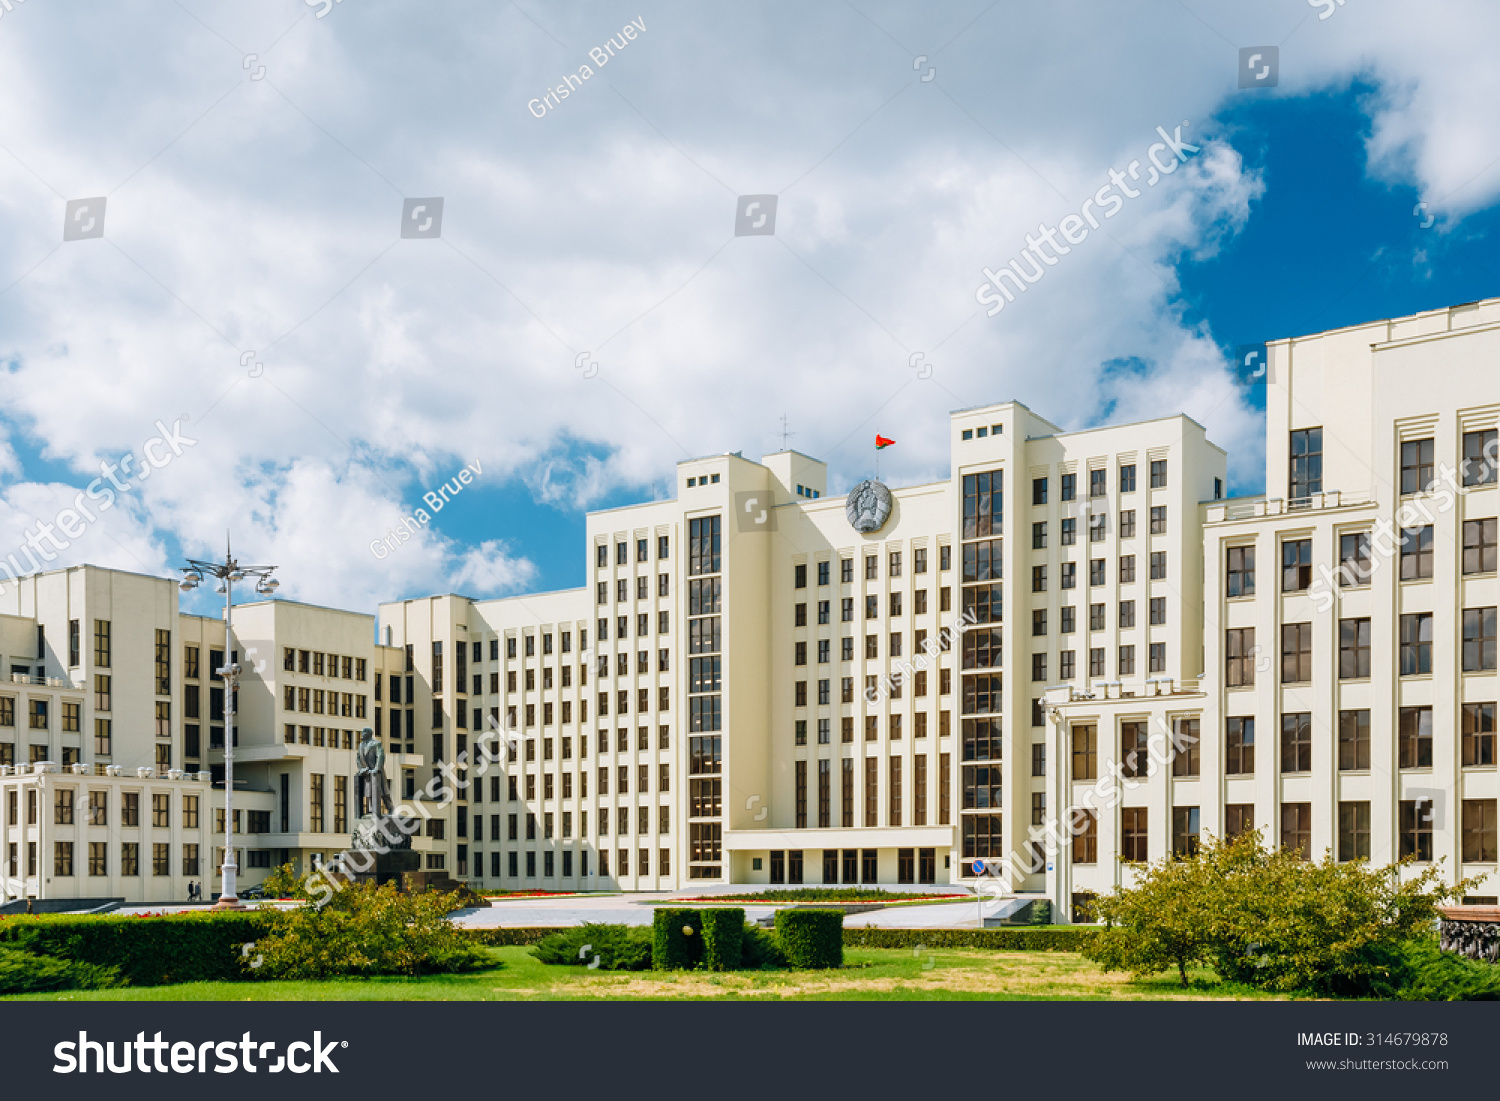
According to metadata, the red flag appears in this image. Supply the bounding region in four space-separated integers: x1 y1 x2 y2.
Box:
875 435 895 449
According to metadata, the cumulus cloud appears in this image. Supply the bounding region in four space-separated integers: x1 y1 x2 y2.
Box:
0 0 1493 608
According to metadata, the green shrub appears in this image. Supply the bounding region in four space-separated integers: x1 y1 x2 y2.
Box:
461 927 564 946
253 880 489 979
0 946 122 994
1084 829 1479 994
259 862 311 899
531 924 652 971
652 908 703 970
842 927 1096 951
1386 938 1500 1001
0 912 270 986
740 923 788 970
700 908 745 971
775 909 843 969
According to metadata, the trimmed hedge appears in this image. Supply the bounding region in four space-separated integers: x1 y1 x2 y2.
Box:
464 926 1100 952
842 927 1098 951
775 909 843 969
700 908 745 971
0 912 271 986
460 927 567 946
652 908 704 970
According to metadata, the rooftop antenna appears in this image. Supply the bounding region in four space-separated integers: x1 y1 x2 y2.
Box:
778 414 795 452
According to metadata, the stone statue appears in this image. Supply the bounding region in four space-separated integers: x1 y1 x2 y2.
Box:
846 479 893 533
355 726 393 819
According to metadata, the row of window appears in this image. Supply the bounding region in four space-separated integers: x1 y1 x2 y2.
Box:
280 648 368 680
793 547 954 587
786 755 957 829
1035 644 1168 681
1031 553 1168 591
794 590 956 627
471 847 662 880
1227 520 1498 599
281 686 370 718
1032 461 1167 506
1288 427 1497 499
1070 705 1497 782
794 712 956 742
1068 798 1498 865
1224 609 1498 687
9 841 203 878
1031 507 1166 547
1032 600 1164 635
5 789 202 828
596 536 673 568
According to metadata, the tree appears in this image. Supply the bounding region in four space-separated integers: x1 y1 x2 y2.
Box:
1084 829 1478 995
1086 846 1217 986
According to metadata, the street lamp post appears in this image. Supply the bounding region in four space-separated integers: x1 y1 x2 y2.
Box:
179 540 279 911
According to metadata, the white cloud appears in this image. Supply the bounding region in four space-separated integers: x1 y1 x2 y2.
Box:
0 0 1494 607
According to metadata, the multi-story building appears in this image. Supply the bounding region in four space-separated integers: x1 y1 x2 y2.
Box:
1046 298 1500 919
3 296 1495 913
377 408 1224 895
0 567 429 903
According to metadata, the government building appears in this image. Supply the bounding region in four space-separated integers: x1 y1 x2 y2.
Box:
1 297 1496 918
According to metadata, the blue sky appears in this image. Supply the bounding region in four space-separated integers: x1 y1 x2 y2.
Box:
1 0 1498 610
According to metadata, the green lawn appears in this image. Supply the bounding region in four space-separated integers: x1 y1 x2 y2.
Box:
3 946 1286 1001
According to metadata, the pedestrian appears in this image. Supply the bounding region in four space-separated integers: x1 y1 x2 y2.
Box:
189 881 198 902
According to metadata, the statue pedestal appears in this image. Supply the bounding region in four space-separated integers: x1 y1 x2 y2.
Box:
352 848 421 888
345 812 418 889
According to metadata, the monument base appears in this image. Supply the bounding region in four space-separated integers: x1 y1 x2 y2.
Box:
350 848 421 888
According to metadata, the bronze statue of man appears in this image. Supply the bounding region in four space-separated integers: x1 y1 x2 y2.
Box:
355 726 393 819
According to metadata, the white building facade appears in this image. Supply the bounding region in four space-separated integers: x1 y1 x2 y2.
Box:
2 297 1494 914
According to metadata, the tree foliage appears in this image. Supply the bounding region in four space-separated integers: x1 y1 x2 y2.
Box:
252 880 488 979
1085 830 1478 995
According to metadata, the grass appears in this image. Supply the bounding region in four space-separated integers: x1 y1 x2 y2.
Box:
1 946 1288 1002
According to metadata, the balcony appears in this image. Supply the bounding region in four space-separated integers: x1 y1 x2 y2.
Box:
1206 491 1372 524
7 673 75 688
1044 677 1205 707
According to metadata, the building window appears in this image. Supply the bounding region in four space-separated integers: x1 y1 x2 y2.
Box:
1121 807 1147 862
1281 622 1312 683
1118 509 1135 538
1399 706 1433 769
1399 799 1435 862
1225 627 1255 688
1172 806 1200 857
1281 802 1312 860
1463 607 1497 671
1400 526 1434 580
1339 532 1373 587
1463 429 1499 486
1225 717 1254 775
1148 643 1166 673
1463 518 1498 575
1400 613 1433 675
1089 469 1106 498
1071 724 1096 781
1280 712 1312 774
1338 802 1371 863
1400 437 1435 495
1338 617 1371 679
1281 539 1312 591
1462 799 1498 863
1289 427 1322 498
1171 719 1199 777
1462 703 1496 768
1226 545 1255 597
1119 555 1135 583
1338 709 1371 771
1071 809 1098 864
1149 552 1166 580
